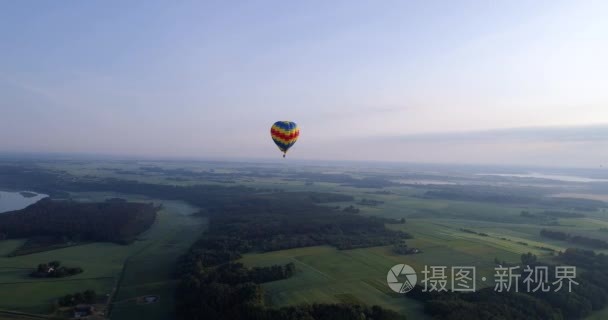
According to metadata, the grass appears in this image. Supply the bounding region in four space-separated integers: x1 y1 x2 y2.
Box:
0 196 204 319
109 204 206 320
0 239 135 314
10 161 608 319
233 183 608 319
238 218 539 319
237 214 587 319
588 307 608 320
240 245 427 319
0 310 55 320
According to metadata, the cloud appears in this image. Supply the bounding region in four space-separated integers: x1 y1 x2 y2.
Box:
319 105 410 120
381 124 608 144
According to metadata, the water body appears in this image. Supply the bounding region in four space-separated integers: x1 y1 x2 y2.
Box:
478 173 608 183
0 191 48 213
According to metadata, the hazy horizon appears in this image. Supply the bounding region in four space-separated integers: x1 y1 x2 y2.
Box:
2 1 607 167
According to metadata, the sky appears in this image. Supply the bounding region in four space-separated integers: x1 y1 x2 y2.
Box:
1 0 607 167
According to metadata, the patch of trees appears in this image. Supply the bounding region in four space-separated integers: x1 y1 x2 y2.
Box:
307 192 354 203
536 246 556 253
285 172 399 189
177 269 404 320
250 263 296 283
0 164 257 208
553 249 608 318
0 198 158 245
206 212 407 254
11 236 78 256
0 165 359 214
408 251 608 319
260 304 406 320
541 229 608 249
539 211 585 218
283 172 358 184
111 169 139 175
204 262 296 285
407 286 560 320
541 229 573 241
342 177 400 189
176 240 404 320
182 191 408 254
175 191 409 319
366 190 393 195
421 185 604 211
358 198 384 206
31 261 83 278
58 290 96 307
422 186 542 204
392 243 421 255
138 166 241 183
0 165 73 197
71 179 256 210
558 247 608 269
571 236 608 249
460 228 489 237
521 211 533 218
548 197 605 212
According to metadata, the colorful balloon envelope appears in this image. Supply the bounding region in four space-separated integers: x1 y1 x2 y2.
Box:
270 121 299 157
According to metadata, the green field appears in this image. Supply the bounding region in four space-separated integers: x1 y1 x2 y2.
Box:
109 204 206 320
236 186 608 319
240 245 426 319
238 215 567 319
3 160 608 319
0 196 204 319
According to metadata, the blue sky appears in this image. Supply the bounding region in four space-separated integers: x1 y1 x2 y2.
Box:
1 1 607 166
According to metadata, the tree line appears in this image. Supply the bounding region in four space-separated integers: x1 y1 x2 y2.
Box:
31 261 83 278
0 198 158 245
407 250 608 319
57 290 96 307
175 191 408 320
541 229 608 249
0 164 408 319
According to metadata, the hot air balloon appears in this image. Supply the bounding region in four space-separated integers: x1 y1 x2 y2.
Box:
270 121 299 158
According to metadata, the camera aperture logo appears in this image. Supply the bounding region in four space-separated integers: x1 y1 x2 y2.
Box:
387 264 417 293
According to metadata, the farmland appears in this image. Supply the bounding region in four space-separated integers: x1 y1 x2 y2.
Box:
237 217 561 318
1 160 608 319
0 193 204 319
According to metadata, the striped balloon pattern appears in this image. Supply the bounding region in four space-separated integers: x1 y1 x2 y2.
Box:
270 121 299 157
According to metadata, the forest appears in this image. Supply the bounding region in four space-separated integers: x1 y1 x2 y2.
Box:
406 250 608 319
0 198 158 244
175 190 409 320
422 185 604 211
540 229 608 249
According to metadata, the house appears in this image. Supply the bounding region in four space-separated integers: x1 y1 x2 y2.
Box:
73 304 95 318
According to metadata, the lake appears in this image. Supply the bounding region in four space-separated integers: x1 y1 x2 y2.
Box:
0 191 48 213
